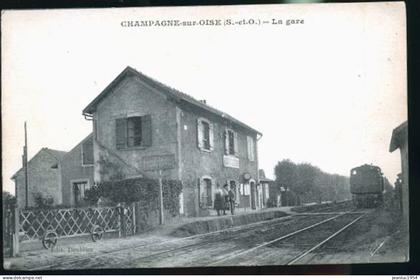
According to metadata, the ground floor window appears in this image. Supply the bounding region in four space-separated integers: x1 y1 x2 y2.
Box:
73 181 89 206
199 177 213 208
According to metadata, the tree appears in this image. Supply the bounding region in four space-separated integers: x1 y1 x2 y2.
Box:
274 159 352 205
2 191 16 210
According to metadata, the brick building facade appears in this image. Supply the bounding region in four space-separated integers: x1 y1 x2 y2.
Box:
82 66 262 217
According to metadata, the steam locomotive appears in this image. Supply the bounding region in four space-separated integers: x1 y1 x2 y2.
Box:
350 164 384 208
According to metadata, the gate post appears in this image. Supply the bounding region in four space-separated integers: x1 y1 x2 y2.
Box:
132 203 136 235
12 206 20 257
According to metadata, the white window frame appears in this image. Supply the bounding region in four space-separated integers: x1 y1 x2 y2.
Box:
197 118 214 152
199 176 213 208
225 128 238 156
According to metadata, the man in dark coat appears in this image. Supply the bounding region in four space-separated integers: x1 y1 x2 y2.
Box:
214 184 225 216
228 186 236 215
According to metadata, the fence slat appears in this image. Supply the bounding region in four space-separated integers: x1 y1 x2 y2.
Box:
19 205 135 242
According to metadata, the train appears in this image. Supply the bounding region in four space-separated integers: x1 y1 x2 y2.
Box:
350 164 384 208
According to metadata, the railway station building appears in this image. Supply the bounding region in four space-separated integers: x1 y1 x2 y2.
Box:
389 121 408 222
82 66 262 217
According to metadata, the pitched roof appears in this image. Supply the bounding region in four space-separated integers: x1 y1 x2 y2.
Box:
60 133 93 160
82 66 262 135
389 121 408 152
11 148 67 179
44 148 67 161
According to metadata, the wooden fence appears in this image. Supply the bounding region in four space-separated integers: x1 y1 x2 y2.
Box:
19 204 135 243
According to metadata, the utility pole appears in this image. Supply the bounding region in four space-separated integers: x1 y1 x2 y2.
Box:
23 122 29 209
158 169 164 225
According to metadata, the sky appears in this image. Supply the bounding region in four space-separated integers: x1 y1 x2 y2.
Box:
2 3 406 194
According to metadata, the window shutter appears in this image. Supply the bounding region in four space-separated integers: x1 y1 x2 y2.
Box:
209 123 214 151
141 114 152 146
233 131 239 156
197 119 203 149
224 130 228 155
115 118 127 149
197 178 201 205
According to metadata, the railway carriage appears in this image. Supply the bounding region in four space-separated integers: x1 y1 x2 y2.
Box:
350 164 384 208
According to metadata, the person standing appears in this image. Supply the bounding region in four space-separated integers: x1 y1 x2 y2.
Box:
214 184 224 216
228 186 236 215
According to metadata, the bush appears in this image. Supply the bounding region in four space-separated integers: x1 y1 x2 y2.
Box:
33 192 54 209
89 177 183 215
266 197 277 208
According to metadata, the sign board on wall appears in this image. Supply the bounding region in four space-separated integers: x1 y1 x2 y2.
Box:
223 155 239 169
142 154 176 171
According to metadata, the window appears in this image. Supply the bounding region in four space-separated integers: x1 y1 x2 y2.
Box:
73 181 89 206
127 117 142 147
200 177 213 208
116 115 152 149
197 118 213 151
224 129 237 156
82 136 94 166
202 121 210 150
247 136 255 161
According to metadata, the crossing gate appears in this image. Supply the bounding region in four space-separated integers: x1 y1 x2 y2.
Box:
18 204 136 248
2 206 15 256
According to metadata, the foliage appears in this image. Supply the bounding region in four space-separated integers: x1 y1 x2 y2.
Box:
97 155 125 181
2 191 16 209
266 197 277 208
162 179 183 216
87 177 183 216
84 184 102 206
32 192 54 209
274 159 352 205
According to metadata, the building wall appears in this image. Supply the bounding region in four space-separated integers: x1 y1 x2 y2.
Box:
61 137 95 207
92 74 259 217
14 149 62 208
400 138 409 222
179 105 259 217
93 75 179 182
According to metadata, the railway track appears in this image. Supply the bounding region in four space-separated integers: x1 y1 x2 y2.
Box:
34 213 297 270
31 206 368 269
208 211 367 266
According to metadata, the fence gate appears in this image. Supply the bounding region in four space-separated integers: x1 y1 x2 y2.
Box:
2 207 14 257
18 204 136 249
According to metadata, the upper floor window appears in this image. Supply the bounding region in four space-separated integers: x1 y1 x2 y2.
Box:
224 129 238 156
197 118 214 151
116 114 152 149
127 117 142 147
82 136 94 166
247 136 255 161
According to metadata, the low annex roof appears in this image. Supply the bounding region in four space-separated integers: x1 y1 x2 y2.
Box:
11 148 67 179
82 66 262 136
389 121 408 152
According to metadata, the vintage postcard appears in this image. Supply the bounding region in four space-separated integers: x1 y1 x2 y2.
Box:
2 2 408 270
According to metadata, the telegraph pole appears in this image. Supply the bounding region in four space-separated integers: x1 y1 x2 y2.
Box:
158 169 164 225
23 122 28 209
